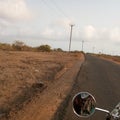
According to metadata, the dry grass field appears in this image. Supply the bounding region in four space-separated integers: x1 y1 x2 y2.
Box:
0 51 83 120
98 54 120 64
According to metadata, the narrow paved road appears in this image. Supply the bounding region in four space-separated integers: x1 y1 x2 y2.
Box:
54 54 120 120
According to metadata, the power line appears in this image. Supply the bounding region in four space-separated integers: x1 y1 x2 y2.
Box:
40 0 58 16
41 0 72 22
50 0 71 20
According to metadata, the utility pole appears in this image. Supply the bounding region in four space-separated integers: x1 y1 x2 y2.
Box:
93 47 95 53
82 40 84 51
69 24 75 52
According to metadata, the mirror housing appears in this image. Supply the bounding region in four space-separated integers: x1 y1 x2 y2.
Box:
72 92 96 117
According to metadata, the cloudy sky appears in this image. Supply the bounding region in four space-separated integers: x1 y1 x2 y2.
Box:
0 0 120 55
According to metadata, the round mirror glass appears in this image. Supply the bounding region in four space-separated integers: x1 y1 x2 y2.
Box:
72 92 96 117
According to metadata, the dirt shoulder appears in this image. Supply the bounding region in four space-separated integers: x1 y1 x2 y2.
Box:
96 55 120 65
0 51 84 120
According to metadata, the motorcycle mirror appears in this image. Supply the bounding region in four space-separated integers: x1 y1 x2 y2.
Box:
72 92 96 118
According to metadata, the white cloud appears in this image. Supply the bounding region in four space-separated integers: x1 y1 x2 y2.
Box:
1 19 120 47
57 18 74 27
40 27 65 40
83 25 96 39
0 0 32 21
41 28 54 38
42 28 54 36
79 25 120 43
110 27 120 42
50 18 75 29
0 19 10 27
0 19 15 36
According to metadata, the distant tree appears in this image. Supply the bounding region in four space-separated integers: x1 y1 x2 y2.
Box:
14 41 25 47
54 48 63 52
37 44 51 52
12 40 25 51
0 43 12 51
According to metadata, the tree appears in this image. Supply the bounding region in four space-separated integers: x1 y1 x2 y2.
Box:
54 48 63 52
37 44 51 52
12 40 25 51
0 43 12 51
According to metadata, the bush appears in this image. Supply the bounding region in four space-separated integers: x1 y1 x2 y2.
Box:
0 43 12 51
54 48 63 52
12 41 25 51
37 45 51 52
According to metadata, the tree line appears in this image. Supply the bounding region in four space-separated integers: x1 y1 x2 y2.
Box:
0 41 63 52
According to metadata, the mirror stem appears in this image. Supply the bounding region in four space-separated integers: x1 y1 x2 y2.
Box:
95 107 110 114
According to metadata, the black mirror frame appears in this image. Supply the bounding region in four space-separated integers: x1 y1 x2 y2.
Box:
72 91 96 118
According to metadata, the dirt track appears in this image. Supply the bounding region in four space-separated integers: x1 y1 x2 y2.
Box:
0 51 84 120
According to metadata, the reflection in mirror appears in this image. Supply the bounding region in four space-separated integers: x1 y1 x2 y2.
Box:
72 92 96 117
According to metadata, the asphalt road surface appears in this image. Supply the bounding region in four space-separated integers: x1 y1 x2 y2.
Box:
54 54 120 120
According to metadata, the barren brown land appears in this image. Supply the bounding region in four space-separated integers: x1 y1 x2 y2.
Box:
97 54 120 64
0 51 84 120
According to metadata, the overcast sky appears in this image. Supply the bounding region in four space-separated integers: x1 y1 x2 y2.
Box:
0 0 120 55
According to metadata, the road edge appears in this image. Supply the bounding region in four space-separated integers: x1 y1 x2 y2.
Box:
51 54 85 120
